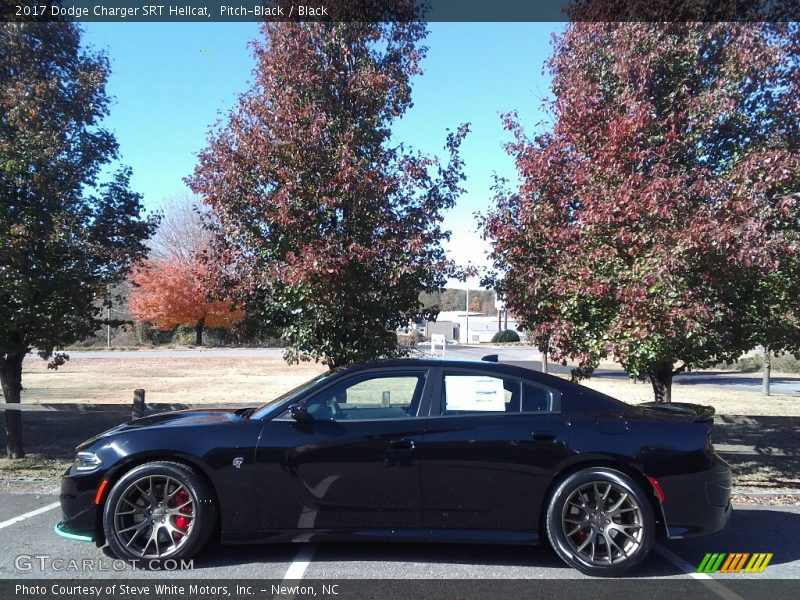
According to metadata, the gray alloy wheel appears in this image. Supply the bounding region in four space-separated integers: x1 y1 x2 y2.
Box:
561 481 645 565
103 461 216 564
112 474 196 559
546 467 655 576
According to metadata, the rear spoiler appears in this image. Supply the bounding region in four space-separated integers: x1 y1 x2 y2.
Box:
638 402 715 423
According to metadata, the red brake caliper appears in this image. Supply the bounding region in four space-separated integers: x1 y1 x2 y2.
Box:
172 488 192 539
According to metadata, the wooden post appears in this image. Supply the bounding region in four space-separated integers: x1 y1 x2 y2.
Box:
132 389 146 419
762 346 771 397
382 391 391 407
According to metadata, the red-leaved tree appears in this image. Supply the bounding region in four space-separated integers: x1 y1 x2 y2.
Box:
188 8 467 368
483 22 800 402
129 195 242 345
129 260 241 346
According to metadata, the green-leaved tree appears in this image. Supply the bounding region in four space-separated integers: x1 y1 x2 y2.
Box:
189 15 467 368
484 22 800 402
1 23 158 457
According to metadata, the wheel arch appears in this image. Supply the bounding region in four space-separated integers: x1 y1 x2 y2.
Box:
540 457 667 539
94 453 221 546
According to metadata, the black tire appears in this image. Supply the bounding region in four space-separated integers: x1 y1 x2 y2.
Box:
103 461 216 566
545 467 655 577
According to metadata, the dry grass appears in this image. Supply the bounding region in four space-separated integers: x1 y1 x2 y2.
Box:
570 374 799 417
20 356 327 405
16 354 799 417
0 456 71 493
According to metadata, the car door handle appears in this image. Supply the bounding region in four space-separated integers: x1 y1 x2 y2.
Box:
390 439 416 451
531 432 557 443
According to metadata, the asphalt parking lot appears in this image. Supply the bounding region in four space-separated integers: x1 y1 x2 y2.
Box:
1 493 798 590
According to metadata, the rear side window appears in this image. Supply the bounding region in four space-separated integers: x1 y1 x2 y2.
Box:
441 373 560 415
442 374 519 414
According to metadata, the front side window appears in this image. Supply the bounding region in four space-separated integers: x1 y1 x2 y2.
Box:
304 372 427 421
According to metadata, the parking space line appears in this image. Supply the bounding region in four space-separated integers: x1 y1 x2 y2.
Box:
655 544 745 600
282 544 316 580
0 502 60 530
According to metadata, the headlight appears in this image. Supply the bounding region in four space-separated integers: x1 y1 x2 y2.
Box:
73 451 102 473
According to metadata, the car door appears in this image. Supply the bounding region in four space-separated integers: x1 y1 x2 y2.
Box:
419 367 570 533
254 368 432 532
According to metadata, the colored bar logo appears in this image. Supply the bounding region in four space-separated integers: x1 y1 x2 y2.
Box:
697 553 773 574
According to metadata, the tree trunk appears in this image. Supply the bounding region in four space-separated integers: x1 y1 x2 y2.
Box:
649 364 673 403
542 349 549 374
0 353 26 458
195 319 205 346
762 345 771 397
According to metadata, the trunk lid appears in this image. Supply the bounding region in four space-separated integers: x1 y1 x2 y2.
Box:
636 401 715 423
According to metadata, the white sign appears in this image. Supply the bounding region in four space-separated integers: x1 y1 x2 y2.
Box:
431 334 446 357
445 376 506 412
494 293 505 311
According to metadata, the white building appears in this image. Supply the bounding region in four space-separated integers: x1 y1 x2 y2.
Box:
432 311 521 344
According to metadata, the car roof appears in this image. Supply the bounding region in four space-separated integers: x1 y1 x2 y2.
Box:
342 358 627 413
344 357 559 384
345 357 516 371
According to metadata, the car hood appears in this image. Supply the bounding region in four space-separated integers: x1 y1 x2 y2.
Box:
76 408 247 450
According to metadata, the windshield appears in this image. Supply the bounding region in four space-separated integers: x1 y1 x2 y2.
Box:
250 367 342 419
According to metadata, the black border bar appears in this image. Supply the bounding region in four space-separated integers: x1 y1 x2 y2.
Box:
4 579 800 600
3 0 800 23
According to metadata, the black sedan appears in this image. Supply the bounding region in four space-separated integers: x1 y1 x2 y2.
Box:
56 358 731 576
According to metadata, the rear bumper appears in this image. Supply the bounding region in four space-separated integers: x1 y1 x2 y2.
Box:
658 454 732 539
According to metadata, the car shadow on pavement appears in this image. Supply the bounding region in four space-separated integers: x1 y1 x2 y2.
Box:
133 508 799 577
171 539 675 578
663 507 800 568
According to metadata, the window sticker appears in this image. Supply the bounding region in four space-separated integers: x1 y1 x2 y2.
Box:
445 376 506 412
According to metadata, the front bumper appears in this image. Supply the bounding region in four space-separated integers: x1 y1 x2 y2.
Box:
58 467 103 543
55 521 94 542
658 453 732 539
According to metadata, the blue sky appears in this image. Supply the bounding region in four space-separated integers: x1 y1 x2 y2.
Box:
81 22 563 284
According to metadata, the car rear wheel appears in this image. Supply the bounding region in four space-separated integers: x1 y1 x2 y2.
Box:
546 467 655 576
103 461 216 565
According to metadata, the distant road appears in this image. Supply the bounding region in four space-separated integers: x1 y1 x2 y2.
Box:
58 346 544 362
53 348 286 359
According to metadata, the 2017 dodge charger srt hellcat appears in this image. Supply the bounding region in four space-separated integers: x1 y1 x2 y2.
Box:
57 358 731 576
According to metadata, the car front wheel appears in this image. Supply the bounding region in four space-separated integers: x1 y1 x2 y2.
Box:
103 461 216 564
546 467 655 576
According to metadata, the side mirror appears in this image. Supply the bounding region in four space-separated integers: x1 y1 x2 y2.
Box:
289 404 309 423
